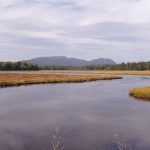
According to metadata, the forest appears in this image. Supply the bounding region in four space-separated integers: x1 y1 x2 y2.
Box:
0 62 39 71
0 61 149 71
42 61 150 71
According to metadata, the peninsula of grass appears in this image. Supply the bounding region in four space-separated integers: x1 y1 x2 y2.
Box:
0 73 122 87
129 86 150 100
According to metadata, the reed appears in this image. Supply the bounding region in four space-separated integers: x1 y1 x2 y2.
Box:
50 129 134 150
51 127 64 150
114 134 133 150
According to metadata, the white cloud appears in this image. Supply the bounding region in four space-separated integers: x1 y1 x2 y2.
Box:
0 0 150 62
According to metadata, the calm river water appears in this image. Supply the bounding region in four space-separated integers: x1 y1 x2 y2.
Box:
0 75 150 150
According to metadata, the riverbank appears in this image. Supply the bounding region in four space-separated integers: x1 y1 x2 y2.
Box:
129 86 150 100
0 73 122 87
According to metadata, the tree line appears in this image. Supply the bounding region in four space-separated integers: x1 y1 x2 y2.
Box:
0 61 149 71
0 62 39 71
41 61 150 71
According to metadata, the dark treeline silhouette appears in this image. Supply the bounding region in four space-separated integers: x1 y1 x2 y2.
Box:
41 61 150 71
0 61 149 71
0 62 39 71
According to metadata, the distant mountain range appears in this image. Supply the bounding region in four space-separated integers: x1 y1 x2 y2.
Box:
23 56 116 66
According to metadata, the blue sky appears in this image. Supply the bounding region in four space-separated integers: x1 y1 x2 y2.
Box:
0 0 150 62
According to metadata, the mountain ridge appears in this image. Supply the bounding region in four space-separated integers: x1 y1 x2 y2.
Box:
23 56 116 66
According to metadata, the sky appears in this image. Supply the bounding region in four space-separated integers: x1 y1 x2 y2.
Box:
0 0 150 62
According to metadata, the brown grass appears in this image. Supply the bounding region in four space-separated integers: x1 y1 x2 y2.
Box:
0 70 150 76
35 70 150 76
91 70 150 76
51 70 150 76
129 86 150 100
45 70 150 76
0 73 122 87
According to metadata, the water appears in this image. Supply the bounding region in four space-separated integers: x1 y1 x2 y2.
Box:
0 75 150 150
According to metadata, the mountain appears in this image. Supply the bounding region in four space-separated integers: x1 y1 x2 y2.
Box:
23 56 116 66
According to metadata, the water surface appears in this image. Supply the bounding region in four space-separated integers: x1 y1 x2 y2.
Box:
0 75 150 150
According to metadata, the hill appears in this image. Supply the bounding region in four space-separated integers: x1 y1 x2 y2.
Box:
24 56 116 66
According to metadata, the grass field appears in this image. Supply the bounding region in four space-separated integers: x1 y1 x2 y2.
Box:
45 70 150 76
0 70 150 76
0 73 122 87
39 70 150 76
129 86 150 100
66 70 150 76
22 70 150 76
91 70 150 76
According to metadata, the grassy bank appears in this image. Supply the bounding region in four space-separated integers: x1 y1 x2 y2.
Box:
0 73 122 87
129 86 150 100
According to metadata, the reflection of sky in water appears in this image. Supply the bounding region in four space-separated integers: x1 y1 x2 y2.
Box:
0 76 150 150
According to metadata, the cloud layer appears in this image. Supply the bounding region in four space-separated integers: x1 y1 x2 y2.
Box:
0 0 150 62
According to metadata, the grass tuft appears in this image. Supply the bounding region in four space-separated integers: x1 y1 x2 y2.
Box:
129 86 150 100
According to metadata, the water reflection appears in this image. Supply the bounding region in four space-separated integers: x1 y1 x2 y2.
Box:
0 76 150 150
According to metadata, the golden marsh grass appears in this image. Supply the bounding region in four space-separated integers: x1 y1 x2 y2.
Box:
57 70 150 76
0 70 150 76
129 86 150 100
91 70 150 76
0 73 122 87
28 70 150 76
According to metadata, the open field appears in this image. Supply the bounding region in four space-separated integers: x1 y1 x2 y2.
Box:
36 70 150 76
129 86 150 100
0 70 150 76
0 73 122 87
90 70 150 76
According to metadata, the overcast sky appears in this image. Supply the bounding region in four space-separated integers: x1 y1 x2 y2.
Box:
0 0 150 62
